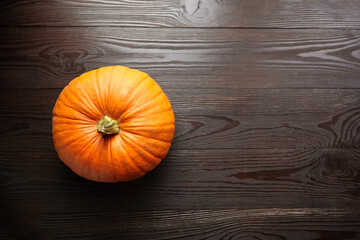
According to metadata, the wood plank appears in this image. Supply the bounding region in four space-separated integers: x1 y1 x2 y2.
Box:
1 27 360 89
1 2 359 240
0 224 13 240
2 207 360 239
1 149 359 214
0 0 360 28
0 88 359 151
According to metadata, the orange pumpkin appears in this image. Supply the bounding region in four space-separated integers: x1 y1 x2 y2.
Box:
52 66 175 182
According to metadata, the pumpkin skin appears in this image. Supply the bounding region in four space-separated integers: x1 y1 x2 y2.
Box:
52 66 175 182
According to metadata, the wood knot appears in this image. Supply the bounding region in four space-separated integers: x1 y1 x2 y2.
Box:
306 148 360 199
181 0 214 23
323 149 349 177
46 51 87 75
317 107 360 148
313 149 357 181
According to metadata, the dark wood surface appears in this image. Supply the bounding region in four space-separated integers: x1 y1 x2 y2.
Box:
1 0 360 28
1 27 360 89
0 1 359 239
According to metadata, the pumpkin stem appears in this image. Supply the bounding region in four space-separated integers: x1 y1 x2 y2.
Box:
96 115 120 135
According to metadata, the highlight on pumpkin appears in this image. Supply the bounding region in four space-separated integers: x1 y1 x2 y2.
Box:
52 65 175 182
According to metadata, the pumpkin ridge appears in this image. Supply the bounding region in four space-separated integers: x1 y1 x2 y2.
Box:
106 136 121 181
124 128 173 143
55 126 97 157
121 122 175 128
121 90 164 120
67 82 102 119
95 68 105 113
104 67 113 118
122 132 162 160
112 135 143 180
122 107 173 123
122 131 170 160
119 75 150 113
107 67 115 113
118 134 147 174
109 69 144 117
121 133 161 167
111 66 130 118
53 123 95 134
53 126 93 143
75 134 101 178
53 115 94 124
55 96 94 121
97 137 109 181
76 77 103 118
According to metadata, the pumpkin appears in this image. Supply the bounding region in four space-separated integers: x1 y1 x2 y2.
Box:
52 66 175 182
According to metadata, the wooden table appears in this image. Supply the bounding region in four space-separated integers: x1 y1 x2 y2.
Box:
1 1 360 239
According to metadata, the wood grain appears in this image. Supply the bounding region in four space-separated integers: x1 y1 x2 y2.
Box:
1 1 360 239
2 207 360 239
0 223 13 240
1 27 360 89
1 149 359 214
0 0 360 28
0 88 359 151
